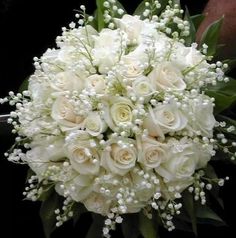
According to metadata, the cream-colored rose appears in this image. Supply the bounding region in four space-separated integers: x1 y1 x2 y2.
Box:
101 138 137 175
114 14 144 44
65 132 100 175
51 96 84 130
83 192 112 215
156 139 198 181
103 97 134 131
144 102 187 138
188 96 216 137
132 76 154 98
137 136 169 169
84 111 107 136
120 55 143 79
26 139 65 179
85 74 106 93
55 173 94 202
50 71 85 93
148 62 186 92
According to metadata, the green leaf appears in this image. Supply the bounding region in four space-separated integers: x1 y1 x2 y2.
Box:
133 0 168 17
139 212 158 238
205 164 218 179
122 214 140 238
96 0 105 32
18 77 29 93
38 183 55 201
191 14 205 31
40 192 61 238
182 191 197 236
184 7 196 46
223 59 236 73
196 204 226 226
200 17 224 56
86 214 104 238
73 202 88 226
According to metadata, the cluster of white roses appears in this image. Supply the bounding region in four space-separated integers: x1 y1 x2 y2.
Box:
3 4 227 223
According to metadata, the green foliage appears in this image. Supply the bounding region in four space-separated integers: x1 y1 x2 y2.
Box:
86 214 104 238
205 79 236 114
200 17 224 56
191 14 205 31
139 212 158 238
40 193 61 238
122 214 140 238
133 0 168 18
96 0 105 31
182 191 197 236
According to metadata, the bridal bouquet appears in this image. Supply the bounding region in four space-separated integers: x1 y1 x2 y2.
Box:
1 0 236 237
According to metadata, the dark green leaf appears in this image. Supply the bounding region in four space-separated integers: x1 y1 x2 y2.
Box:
196 204 225 226
190 14 205 31
205 164 218 179
184 7 196 46
122 214 140 238
38 183 55 201
40 192 61 238
173 218 193 232
200 17 224 56
18 77 29 93
139 212 158 238
86 214 104 238
96 0 105 32
223 59 236 72
73 202 88 226
182 191 197 236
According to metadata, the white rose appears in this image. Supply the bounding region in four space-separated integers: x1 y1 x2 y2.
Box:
55 173 94 202
84 111 107 136
132 76 154 99
50 71 85 93
85 74 106 93
92 29 124 73
148 62 186 92
26 139 65 179
65 131 100 175
137 136 169 169
103 97 134 131
172 43 206 70
156 139 198 181
144 102 187 139
188 96 216 137
83 192 112 215
101 138 137 175
114 14 144 44
51 96 84 130
120 55 143 79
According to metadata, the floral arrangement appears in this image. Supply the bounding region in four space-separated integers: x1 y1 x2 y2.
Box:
1 0 236 237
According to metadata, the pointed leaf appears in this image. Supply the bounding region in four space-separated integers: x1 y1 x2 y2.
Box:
183 191 197 236
139 212 158 238
200 17 224 56
184 7 196 46
191 14 205 31
196 204 225 226
96 0 105 31
40 192 61 238
86 214 104 238
122 214 140 238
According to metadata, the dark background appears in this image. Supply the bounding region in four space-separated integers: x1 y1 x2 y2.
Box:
0 0 236 237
